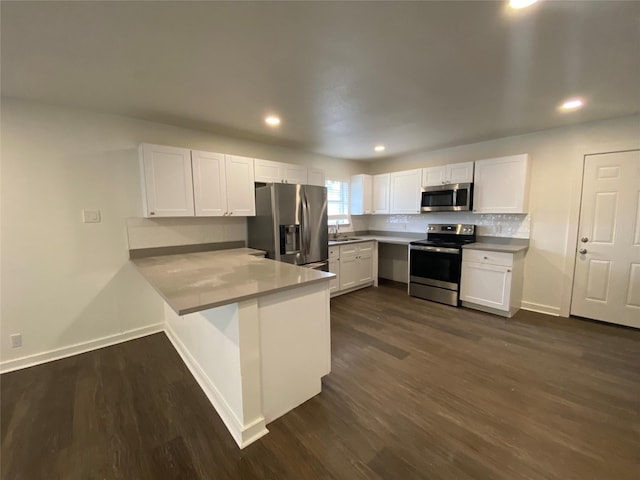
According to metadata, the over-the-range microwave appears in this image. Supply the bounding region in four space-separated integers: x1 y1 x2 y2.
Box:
420 182 473 212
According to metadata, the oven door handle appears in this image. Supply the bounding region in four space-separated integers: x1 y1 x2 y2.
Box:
410 245 460 254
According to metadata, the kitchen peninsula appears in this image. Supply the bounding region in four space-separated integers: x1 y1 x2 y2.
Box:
132 248 334 448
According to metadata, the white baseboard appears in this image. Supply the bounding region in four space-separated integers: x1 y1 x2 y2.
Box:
163 324 268 449
521 301 562 317
0 323 164 374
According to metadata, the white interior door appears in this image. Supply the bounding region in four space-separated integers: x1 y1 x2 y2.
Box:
571 150 640 328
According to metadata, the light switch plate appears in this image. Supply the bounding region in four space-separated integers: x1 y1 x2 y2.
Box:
10 334 22 348
82 209 101 223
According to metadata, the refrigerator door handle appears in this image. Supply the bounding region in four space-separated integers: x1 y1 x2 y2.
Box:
302 189 311 260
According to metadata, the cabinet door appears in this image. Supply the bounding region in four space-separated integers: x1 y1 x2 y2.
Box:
356 244 374 285
328 259 340 294
460 261 512 311
339 255 358 290
192 150 227 217
473 154 529 213
254 159 284 183
372 173 390 214
447 161 474 184
307 168 325 187
350 174 373 215
390 169 421 214
283 164 308 184
140 144 194 217
421 166 447 186
225 155 256 216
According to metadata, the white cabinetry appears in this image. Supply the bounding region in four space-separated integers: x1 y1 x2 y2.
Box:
390 169 421 214
473 154 529 213
254 159 312 185
350 174 373 215
140 144 255 218
372 174 390 214
140 144 195 217
189 151 256 217
307 168 326 187
422 161 474 187
192 150 227 216
328 246 340 295
225 155 256 216
339 242 374 291
460 248 525 317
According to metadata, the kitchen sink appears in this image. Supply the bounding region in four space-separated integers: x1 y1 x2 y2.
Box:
331 237 361 242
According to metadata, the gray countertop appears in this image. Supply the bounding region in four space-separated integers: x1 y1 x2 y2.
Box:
462 243 528 253
328 235 528 253
132 248 333 316
329 235 416 246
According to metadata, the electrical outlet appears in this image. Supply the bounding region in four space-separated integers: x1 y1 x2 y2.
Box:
10 334 22 348
82 209 101 223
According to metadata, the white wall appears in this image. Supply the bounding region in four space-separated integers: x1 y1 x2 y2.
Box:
0 98 362 367
366 115 640 316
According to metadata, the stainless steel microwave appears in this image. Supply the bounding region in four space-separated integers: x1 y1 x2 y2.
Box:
420 183 473 212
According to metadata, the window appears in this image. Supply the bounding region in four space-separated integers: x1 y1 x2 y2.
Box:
325 179 350 225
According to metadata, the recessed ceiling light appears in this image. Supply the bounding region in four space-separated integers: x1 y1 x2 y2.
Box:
265 116 281 126
559 98 584 111
374 145 386 152
509 0 538 9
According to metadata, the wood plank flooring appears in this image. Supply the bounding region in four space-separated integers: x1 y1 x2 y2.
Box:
2 281 639 479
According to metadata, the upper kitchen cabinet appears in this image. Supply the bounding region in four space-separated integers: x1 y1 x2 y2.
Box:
192 151 255 217
140 144 256 218
372 173 390 214
473 154 530 214
350 174 373 215
422 161 474 186
192 150 227 216
390 169 421 214
254 159 310 184
140 143 195 217
307 168 326 187
225 155 256 216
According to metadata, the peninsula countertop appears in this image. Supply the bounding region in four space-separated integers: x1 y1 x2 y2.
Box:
132 248 334 315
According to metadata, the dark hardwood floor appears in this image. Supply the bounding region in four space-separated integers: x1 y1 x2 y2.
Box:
2 281 639 479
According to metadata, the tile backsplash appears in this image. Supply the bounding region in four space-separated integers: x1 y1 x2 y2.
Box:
126 217 247 249
366 213 530 238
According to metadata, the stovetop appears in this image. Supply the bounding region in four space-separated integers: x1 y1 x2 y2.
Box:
410 223 476 248
410 239 476 248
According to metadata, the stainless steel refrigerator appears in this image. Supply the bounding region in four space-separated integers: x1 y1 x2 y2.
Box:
247 183 328 270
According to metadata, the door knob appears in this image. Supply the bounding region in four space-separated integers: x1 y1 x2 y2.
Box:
579 248 587 254
581 237 589 243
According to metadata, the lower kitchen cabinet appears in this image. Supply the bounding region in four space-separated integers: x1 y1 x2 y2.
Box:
460 248 525 317
335 241 374 294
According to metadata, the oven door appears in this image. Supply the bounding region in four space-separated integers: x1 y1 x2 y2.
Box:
409 246 461 290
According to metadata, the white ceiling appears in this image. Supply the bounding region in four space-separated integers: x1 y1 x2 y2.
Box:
2 1 639 160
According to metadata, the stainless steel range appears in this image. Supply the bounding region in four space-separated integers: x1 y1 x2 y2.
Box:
409 224 476 306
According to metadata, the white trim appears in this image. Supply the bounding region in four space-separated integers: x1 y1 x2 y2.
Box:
521 301 562 317
0 323 164 374
163 323 269 449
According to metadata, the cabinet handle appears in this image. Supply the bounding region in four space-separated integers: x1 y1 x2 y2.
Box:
484 256 488 260
229 212 233 215
149 211 155 216
507 269 511 273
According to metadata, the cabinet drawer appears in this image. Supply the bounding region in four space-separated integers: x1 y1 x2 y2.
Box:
356 241 374 254
340 244 358 257
329 247 340 259
463 249 513 267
